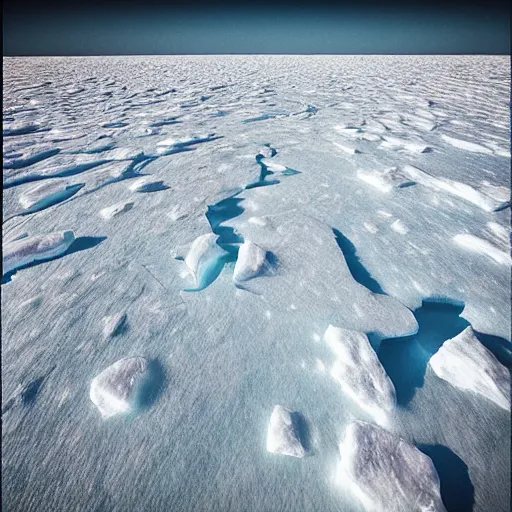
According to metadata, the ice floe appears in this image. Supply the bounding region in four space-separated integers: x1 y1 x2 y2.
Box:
429 327 510 410
266 405 306 458
19 180 84 212
325 326 396 426
338 421 447 512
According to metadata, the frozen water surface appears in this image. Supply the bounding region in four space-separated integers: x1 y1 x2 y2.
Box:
2 55 510 512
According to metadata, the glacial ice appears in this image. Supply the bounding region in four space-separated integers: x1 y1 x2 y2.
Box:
90 357 150 419
2 231 75 276
233 240 267 282
338 421 447 512
266 405 306 458
103 312 128 339
441 134 494 155
429 327 510 410
184 233 227 289
325 326 396 426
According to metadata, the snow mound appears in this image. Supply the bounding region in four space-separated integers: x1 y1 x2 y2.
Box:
403 165 510 212
380 136 431 153
333 141 359 154
90 357 150 419
185 233 227 289
453 234 511 265
233 241 267 282
266 405 306 458
357 167 414 193
100 201 134 220
429 326 510 410
325 326 396 426
339 421 446 512
2 231 75 276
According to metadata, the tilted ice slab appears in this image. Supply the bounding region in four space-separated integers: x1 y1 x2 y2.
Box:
233 241 267 282
266 405 306 458
429 327 510 410
184 233 227 289
3 145 59 169
2 231 75 276
402 164 510 212
325 326 396 426
19 180 84 211
441 134 493 155
90 357 150 419
356 167 415 193
453 234 511 265
339 421 446 512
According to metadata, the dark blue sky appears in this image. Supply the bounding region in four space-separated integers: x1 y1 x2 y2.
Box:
3 0 510 55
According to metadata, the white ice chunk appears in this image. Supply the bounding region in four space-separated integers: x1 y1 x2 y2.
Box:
2 231 75 276
100 201 134 220
391 219 409 235
325 326 396 425
357 167 414 193
233 241 267 282
339 421 446 512
261 159 287 172
429 327 510 410
453 234 511 265
128 176 165 192
185 234 227 288
266 405 306 458
90 357 149 419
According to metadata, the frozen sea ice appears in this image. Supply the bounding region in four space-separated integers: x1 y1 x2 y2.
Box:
233 241 267 282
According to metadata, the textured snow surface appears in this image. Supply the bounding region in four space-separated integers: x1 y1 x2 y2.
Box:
325 325 396 426
2 55 510 512
266 405 306 458
429 327 510 410
338 421 447 512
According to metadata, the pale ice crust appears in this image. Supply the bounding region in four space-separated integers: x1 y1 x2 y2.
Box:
184 233 227 288
429 327 510 410
266 405 306 458
339 421 447 512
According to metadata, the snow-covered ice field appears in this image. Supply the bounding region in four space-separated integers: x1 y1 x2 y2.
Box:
2 55 511 512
